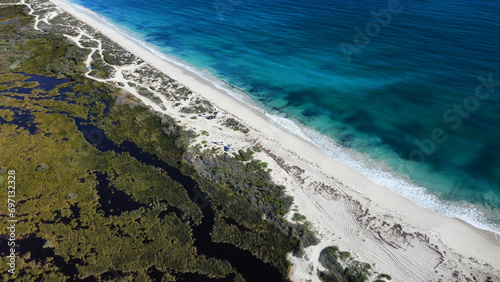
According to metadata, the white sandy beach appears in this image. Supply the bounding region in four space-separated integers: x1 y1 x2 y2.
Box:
13 0 500 280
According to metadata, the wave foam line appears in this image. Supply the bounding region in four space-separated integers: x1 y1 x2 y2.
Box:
267 113 500 235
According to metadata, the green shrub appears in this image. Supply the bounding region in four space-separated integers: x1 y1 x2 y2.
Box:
292 213 306 221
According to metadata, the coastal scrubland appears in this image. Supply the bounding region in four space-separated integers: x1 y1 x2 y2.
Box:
0 4 293 280
0 3 383 281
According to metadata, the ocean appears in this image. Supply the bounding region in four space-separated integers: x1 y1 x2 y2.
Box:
68 0 500 233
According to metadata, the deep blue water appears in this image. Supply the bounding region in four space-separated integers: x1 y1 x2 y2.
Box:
69 0 500 232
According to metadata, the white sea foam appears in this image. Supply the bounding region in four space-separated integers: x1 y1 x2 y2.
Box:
274 118 500 235
261 107 500 234
67 0 500 235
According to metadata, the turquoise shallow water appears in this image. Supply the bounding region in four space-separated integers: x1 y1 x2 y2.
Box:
70 0 500 232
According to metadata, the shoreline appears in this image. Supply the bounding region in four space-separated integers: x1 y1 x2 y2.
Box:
40 0 500 280
53 0 500 236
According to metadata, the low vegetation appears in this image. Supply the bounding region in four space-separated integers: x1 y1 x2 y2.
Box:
223 117 250 133
292 213 307 221
180 99 214 114
318 246 391 282
0 5 292 280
